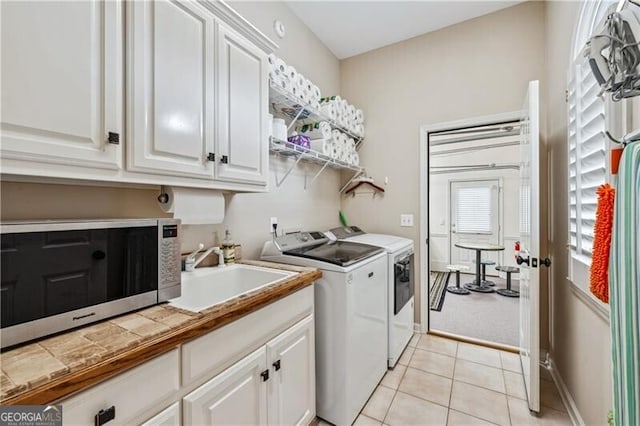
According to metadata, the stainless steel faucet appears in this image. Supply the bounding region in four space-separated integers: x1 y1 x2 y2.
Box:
185 243 225 271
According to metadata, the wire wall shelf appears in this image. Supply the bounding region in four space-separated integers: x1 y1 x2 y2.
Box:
269 83 364 146
269 138 364 190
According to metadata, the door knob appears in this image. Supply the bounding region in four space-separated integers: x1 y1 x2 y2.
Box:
540 257 551 267
516 255 529 266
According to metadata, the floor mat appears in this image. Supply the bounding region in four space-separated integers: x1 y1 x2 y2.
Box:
429 271 450 311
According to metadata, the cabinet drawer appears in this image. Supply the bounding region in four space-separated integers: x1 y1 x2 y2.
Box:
182 286 313 387
61 349 180 425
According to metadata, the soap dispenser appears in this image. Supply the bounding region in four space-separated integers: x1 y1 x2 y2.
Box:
221 230 236 264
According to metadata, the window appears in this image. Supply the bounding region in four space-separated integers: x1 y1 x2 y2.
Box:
456 186 493 233
567 0 619 314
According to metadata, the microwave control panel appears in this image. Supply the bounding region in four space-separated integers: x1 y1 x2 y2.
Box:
159 222 181 289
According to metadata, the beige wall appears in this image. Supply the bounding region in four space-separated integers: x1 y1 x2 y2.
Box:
339 2 547 333
1 1 343 260
545 2 613 424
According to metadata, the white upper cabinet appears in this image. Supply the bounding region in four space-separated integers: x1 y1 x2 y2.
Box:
127 0 215 179
215 23 269 186
0 0 123 170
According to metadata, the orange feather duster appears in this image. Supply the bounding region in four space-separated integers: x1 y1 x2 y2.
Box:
590 183 615 303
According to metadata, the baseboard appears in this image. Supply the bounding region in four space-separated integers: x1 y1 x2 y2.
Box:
548 356 585 426
414 322 423 333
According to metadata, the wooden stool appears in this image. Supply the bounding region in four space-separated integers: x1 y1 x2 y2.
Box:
474 259 496 286
446 264 470 295
495 265 520 297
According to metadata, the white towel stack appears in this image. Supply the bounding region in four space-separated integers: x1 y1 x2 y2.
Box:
318 96 365 138
298 122 360 166
268 54 321 108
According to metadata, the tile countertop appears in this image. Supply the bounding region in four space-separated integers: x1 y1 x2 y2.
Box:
0 260 321 405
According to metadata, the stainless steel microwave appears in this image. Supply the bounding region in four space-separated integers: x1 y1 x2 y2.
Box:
0 219 181 349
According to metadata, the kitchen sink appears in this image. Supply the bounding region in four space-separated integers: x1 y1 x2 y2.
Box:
168 264 295 313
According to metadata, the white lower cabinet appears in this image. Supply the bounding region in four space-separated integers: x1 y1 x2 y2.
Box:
61 349 180 425
184 347 268 425
59 287 315 426
267 315 315 426
184 314 315 426
141 402 181 426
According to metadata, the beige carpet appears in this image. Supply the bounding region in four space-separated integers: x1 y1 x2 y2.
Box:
429 272 520 347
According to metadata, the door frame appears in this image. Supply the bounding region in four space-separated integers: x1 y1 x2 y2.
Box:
419 111 523 333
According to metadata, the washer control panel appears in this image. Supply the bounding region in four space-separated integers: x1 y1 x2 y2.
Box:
274 231 327 251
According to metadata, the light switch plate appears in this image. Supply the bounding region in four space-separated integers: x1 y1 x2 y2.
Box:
400 214 414 227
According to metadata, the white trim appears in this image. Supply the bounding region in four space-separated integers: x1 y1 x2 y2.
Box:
548 357 586 426
414 323 422 333
419 111 523 333
568 279 610 323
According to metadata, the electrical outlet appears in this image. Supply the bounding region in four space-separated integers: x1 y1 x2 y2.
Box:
400 214 414 227
270 217 278 233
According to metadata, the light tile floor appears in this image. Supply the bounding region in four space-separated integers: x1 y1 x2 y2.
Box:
320 334 572 426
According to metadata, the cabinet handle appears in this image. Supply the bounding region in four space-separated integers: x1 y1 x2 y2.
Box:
207 153 215 162
260 369 270 381
220 155 229 164
95 406 115 426
107 132 120 145
273 360 281 371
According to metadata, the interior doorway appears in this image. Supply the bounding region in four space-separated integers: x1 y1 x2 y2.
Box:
419 113 523 348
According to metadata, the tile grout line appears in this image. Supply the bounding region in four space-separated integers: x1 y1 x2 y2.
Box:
503 368 514 426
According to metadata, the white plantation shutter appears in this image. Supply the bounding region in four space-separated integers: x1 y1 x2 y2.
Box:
567 0 618 313
567 55 607 258
456 186 493 233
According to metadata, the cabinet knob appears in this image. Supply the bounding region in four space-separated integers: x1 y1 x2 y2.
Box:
260 369 270 381
95 406 115 426
220 155 229 164
273 360 281 371
107 132 120 145
207 153 215 162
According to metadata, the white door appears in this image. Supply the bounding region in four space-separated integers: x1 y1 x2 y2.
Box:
450 180 501 270
215 23 269 186
127 0 215 179
1 0 122 170
518 80 541 413
266 315 315 426
183 347 268 425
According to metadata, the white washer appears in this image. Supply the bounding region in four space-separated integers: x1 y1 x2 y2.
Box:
328 226 415 367
261 231 388 426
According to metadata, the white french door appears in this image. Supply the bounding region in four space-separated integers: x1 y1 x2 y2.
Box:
450 180 500 270
519 80 542 413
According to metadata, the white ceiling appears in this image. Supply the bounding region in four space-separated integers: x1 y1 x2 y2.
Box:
285 1 525 59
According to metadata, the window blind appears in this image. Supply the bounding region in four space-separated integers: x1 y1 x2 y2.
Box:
456 186 492 233
567 56 607 258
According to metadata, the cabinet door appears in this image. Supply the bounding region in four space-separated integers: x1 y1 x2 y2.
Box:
127 0 215 179
141 402 181 426
215 23 269 186
0 0 122 170
267 315 315 426
183 346 267 425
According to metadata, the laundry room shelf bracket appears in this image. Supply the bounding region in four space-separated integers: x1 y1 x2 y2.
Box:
270 138 365 190
305 160 330 190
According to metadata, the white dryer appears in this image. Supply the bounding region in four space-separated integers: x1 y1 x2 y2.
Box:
328 226 415 367
261 231 388 426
